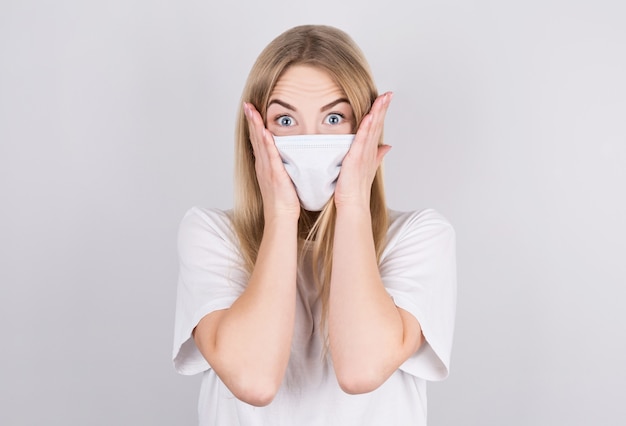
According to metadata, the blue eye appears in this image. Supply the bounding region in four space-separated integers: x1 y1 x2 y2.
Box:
325 113 344 125
277 115 295 127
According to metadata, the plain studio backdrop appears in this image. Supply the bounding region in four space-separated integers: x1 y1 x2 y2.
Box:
1 0 625 425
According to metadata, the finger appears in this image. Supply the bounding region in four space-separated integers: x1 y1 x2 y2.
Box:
355 92 392 139
244 102 271 159
369 91 393 136
350 94 392 159
243 102 285 177
243 103 258 152
376 144 392 166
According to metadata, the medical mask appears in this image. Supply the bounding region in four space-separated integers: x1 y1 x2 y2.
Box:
274 134 354 211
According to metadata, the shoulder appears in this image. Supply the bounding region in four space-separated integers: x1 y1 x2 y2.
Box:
177 207 237 255
382 208 455 262
179 206 234 232
387 208 455 241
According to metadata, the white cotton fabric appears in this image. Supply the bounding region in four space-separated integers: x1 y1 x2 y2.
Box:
173 207 457 426
273 134 354 211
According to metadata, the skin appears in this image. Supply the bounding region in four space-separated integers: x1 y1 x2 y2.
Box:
192 65 424 406
328 87 425 394
265 65 354 136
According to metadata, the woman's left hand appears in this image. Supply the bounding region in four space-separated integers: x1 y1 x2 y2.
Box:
334 92 393 210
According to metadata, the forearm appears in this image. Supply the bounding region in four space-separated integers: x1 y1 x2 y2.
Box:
194 216 298 405
329 205 419 393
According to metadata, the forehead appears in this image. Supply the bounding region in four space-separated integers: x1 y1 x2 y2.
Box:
270 65 344 101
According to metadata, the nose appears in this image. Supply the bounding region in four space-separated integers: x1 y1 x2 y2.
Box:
301 119 323 135
299 122 313 135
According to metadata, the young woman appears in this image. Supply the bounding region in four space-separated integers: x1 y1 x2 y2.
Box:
173 25 456 425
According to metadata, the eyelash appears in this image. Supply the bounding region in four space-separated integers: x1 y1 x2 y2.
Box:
275 115 295 126
272 112 348 127
325 112 346 125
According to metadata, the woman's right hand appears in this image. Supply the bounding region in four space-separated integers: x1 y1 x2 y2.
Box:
193 103 300 407
243 102 300 220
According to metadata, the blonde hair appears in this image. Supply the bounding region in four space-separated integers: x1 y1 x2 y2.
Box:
232 25 389 333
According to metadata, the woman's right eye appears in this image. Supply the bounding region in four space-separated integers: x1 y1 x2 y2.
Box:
276 115 295 127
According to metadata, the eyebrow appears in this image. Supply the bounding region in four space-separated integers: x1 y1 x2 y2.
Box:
267 98 350 112
321 98 350 111
267 99 296 111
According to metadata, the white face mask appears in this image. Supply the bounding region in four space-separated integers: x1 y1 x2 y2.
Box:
273 134 354 211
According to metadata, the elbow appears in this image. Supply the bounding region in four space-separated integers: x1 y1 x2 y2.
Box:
235 388 277 407
335 367 385 395
229 374 281 407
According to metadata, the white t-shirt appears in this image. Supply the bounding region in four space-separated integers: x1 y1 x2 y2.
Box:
173 207 456 426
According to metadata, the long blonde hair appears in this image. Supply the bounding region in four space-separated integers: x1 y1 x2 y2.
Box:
232 25 388 331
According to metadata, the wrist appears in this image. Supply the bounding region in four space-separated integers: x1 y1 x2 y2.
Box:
334 201 371 218
263 209 300 227
333 188 371 213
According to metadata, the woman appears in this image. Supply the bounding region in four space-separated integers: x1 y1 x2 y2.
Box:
173 25 456 425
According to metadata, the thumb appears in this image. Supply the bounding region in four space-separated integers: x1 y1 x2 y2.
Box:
376 144 392 166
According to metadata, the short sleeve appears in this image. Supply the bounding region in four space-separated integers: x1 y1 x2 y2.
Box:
380 209 457 381
172 207 248 375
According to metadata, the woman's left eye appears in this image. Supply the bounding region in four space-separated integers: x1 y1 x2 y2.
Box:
325 113 344 125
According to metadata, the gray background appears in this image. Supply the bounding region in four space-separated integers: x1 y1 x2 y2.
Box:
1 0 625 425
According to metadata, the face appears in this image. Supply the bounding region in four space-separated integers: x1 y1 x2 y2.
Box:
266 65 354 136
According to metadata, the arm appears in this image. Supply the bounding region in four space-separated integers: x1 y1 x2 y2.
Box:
193 103 300 406
193 216 297 406
329 93 424 394
329 205 424 394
